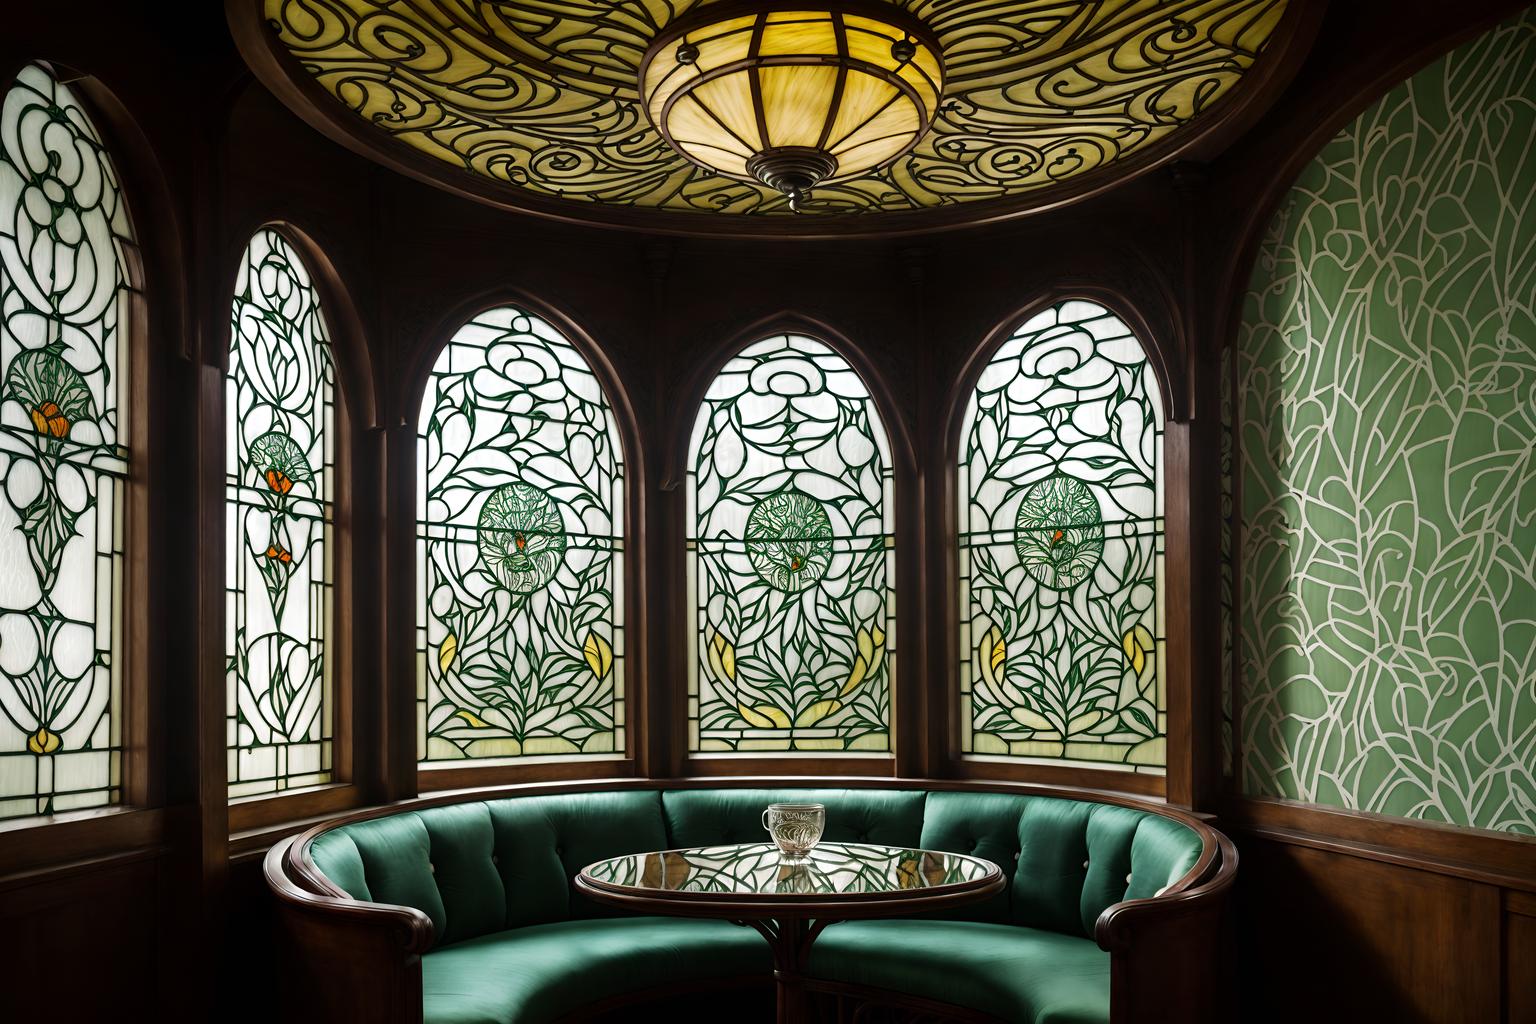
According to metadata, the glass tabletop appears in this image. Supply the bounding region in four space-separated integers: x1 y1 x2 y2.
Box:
579 842 1000 902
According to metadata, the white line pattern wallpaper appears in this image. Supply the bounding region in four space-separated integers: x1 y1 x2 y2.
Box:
1238 11 1536 834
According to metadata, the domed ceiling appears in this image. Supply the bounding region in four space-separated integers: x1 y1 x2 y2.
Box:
239 0 1309 234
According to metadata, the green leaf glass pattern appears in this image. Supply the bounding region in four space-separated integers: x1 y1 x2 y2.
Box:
0 65 131 820
1237 10 1536 834
958 301 1166 769
417 307 624 762
225 229 336 799
687 335 894 753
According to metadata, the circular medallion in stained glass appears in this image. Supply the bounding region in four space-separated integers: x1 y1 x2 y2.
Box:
1014 476 1104 590
745 490 834 593
477 482 567 594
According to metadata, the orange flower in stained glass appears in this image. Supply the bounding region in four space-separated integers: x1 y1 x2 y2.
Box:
29 401 70 437
264 544 293 564
246 431 312 498
5 347 95 443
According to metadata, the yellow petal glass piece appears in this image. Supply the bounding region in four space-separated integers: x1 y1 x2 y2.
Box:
709 630 736 683
438 634 457 673
583 631 614 679
738 704 792 729
454 709 489 728
1123 624 1154 676
796 698 843 726
27 727 61 755
979 625 1006 688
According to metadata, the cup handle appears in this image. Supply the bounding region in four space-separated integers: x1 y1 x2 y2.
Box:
761 808 771 833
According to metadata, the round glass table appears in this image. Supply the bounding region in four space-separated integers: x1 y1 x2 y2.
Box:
575 842 1005 1023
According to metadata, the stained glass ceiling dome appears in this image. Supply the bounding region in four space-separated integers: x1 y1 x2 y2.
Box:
236 0 1310 236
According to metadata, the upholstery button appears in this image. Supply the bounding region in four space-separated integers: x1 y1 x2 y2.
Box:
1125 873 1133 884
492 854 499 865
1082 860 1089 870
429 862 435 874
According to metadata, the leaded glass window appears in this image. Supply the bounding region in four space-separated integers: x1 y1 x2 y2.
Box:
958 300 1165 770
687 335 895 754
226 229 336 798
417 307 625 763
0 65 132 820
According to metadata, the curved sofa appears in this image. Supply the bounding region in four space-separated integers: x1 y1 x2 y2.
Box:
265 781 1236 1024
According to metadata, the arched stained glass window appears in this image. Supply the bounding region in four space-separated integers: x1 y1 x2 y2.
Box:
958 300 1166 771
0 65 133 820
417 307 624 763
687 335 894 754
226 229 336 798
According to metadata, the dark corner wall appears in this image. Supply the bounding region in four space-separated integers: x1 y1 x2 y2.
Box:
1 2 1533 1022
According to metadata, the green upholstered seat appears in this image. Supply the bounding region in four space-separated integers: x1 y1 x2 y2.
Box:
420 917 771 1024
301 787 1208 1023
807 919 1111 1024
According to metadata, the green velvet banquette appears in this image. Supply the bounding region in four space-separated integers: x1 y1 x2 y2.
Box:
265 781 1236 1024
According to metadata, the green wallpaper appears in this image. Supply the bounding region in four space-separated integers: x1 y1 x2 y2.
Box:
1238 11 1536 834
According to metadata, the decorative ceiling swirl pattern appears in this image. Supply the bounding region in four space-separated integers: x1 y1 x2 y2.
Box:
264 0 1289 215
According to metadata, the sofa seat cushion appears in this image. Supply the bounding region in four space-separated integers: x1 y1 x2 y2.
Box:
806 919 1110 1024
421 917 771 1024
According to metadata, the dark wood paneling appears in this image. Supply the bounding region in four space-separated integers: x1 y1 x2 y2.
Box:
1508 891 1536 1024
1234 832 1504 1023
0 852 162 1020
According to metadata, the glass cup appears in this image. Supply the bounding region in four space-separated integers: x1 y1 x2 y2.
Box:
761 802 826 859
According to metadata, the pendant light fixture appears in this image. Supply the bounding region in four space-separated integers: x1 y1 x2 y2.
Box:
640 3 944 211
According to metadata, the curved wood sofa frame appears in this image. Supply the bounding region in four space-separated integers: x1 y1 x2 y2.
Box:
264 777 1238 1023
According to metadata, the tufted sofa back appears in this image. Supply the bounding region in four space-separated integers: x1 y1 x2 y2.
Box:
306 788 1203 950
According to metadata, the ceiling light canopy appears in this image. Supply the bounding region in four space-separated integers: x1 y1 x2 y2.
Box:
640 5 944 211
247 0 1306 229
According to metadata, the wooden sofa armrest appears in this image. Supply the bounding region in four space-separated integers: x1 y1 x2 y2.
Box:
264 836 434 1024
1093 833 1239 1024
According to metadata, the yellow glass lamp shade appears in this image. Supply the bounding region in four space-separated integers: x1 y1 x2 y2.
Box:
641 5 943 209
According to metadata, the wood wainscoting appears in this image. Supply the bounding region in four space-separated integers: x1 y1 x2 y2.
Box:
1225 800 1536 1024
0 848 166 1019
